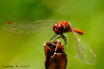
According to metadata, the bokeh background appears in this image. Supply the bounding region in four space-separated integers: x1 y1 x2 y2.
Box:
0 0 104 69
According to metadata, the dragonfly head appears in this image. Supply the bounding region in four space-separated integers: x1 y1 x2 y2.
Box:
53 24 64 34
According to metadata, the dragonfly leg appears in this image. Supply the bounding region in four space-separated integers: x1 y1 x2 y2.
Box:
50 34 58 41
54 35 62 41
61 34 67 46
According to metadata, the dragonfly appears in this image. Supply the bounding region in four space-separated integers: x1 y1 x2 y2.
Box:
2 20 96 64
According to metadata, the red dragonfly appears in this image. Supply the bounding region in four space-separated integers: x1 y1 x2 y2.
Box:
3 20 96 64
50 20 83 45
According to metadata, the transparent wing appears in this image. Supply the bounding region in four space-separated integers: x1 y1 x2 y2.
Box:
2 20 59 34
65 32 76 56
71 29 96 64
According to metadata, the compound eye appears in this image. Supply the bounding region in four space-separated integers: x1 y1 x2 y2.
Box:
53 24 58 28
57 24 63 29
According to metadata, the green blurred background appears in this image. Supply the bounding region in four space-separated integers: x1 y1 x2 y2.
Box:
0 0 104 69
